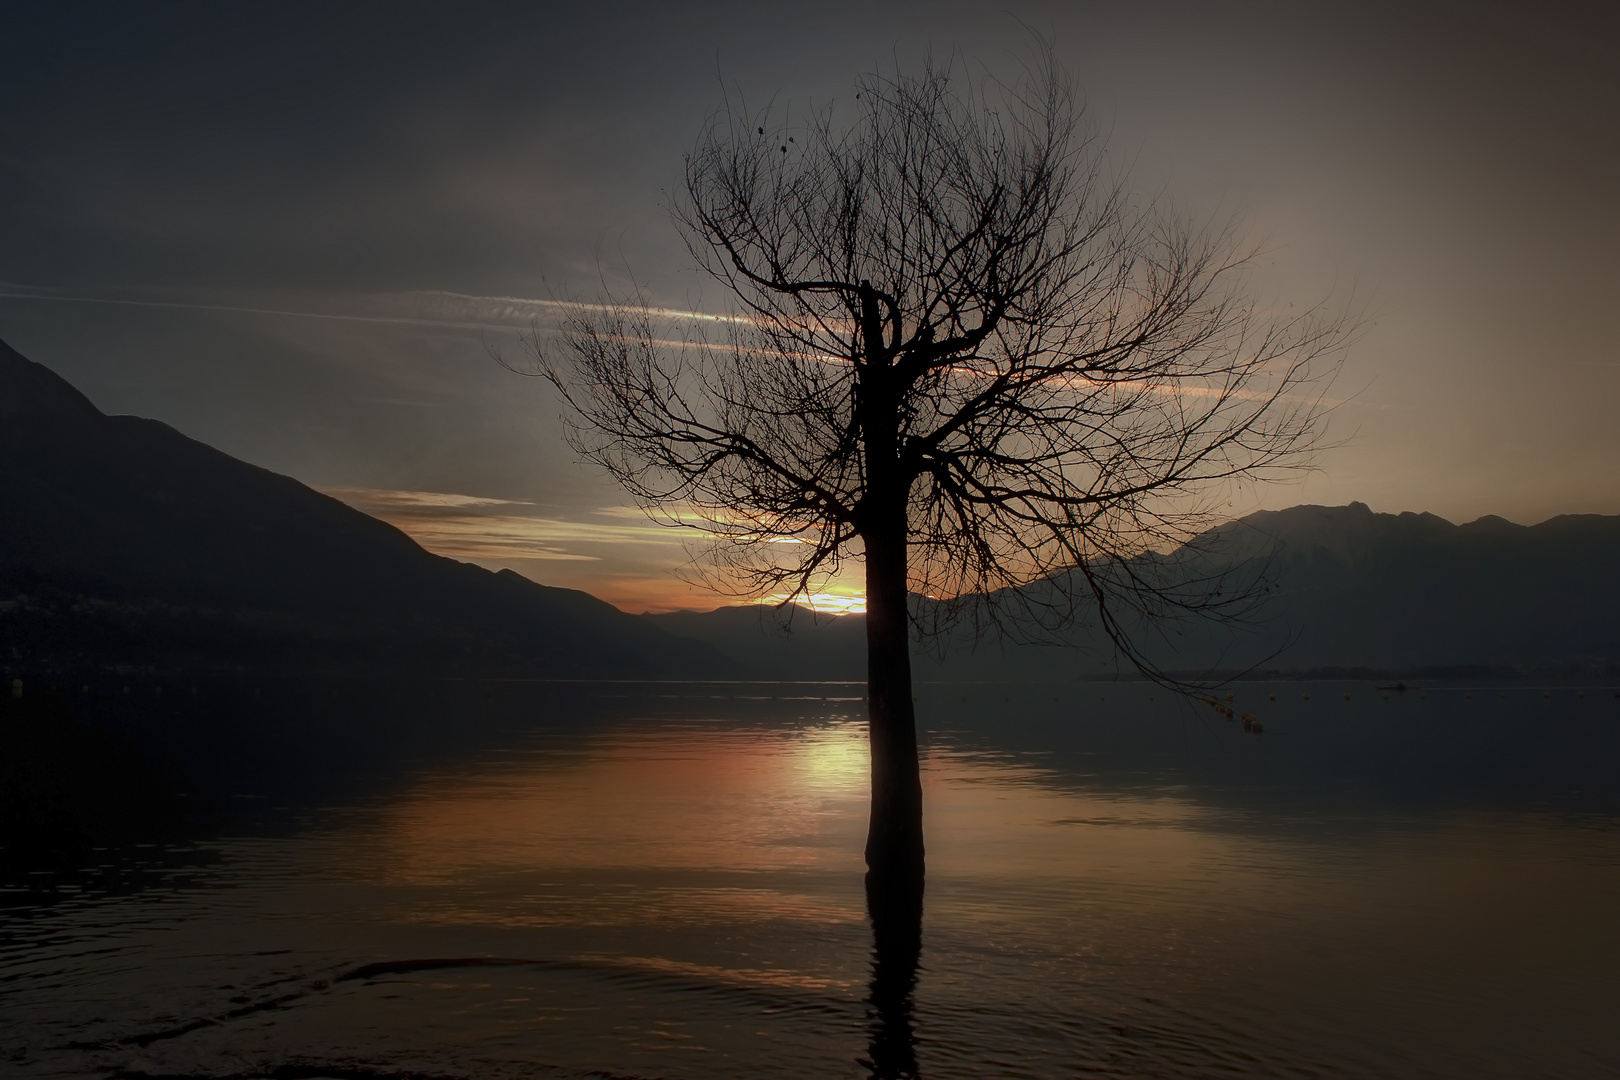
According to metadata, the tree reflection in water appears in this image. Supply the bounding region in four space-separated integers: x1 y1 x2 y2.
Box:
863 870 924 1079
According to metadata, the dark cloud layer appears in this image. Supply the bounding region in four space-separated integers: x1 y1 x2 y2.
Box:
2 1 1616 608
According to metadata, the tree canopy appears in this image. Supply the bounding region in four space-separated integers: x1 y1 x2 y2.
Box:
536 55 1345 659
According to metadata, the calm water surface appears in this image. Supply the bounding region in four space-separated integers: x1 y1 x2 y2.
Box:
3 681 1619 1078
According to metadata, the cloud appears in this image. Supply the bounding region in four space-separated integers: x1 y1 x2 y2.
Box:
763 589 867 615
322 486 689 563
319 487 867 612
324 487 534 512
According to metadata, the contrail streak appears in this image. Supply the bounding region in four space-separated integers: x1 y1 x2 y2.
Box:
0 289 509 330
0 286 752 331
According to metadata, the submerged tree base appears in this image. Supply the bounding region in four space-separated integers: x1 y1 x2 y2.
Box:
865 867 924 1080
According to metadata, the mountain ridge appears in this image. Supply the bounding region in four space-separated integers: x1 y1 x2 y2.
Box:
648 500 1620 679
5 338 1614 683
0 339 732 679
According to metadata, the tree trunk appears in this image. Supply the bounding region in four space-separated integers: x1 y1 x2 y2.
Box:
863 510 924 889
856 279 924 899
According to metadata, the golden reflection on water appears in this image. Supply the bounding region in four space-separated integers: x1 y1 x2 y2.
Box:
382 722 873 877
368 722 875 929
377 721 1216 889
367 713 1620 1057
369 720 1273 939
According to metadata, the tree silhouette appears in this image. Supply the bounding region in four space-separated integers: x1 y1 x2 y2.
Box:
532 54 1347 892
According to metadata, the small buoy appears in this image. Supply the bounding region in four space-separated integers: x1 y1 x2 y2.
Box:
1302 693 1310 702
1381 693 1389 701
1343 693 1351 701
9 678 21 699
1268 693 1276 702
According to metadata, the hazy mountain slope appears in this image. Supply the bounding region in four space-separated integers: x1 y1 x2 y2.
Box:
651 605 870 680
1210 503 1620 671
652 502 1620 679
0 339 730 678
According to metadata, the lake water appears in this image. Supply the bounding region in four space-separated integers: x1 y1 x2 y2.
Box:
3 680 1619 1078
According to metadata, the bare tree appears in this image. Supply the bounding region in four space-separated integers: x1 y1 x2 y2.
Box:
530 54 1347 892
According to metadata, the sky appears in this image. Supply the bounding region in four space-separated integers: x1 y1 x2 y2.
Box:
2 1 1615 612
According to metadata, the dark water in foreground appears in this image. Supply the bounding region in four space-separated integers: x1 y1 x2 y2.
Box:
3 680 1620 1079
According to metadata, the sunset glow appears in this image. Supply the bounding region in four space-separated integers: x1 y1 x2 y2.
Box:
766 590 867 615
